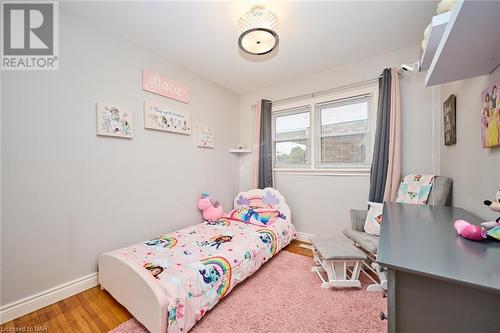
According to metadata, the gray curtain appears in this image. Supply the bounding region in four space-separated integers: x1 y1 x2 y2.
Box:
369 69 392 203
258 99 273 189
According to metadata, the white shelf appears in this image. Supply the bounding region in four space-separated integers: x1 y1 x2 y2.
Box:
425 0 500 86
420 11 452 71
229 148 251 153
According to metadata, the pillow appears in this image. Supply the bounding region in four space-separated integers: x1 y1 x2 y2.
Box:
363 201 383 236
226 206 283 227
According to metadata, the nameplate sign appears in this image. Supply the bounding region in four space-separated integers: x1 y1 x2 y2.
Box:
142 69 190 104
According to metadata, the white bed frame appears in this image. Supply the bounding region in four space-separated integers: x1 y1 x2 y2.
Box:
98 187 291 333
233 187 291 225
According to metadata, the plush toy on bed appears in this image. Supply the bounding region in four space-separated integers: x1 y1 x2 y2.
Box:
198 193 224 221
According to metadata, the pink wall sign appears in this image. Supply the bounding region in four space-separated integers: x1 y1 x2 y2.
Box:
142 69 190 104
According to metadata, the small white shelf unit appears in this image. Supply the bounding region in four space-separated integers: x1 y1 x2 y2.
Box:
420 11 452 71
425 0 500 86
229 148 252 154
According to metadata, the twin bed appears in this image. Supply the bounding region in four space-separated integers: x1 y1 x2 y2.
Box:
99 188 294 333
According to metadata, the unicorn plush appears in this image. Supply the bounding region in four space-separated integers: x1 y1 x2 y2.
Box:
198 192 224 221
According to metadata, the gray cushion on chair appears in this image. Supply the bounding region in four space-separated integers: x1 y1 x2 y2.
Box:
342 229 379 254
428 176 453 206
349 209 368 232
342 176 451 256
310 234 367 260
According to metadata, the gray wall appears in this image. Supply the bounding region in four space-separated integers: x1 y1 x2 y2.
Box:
0 10 240 306
400 71 441 175
274 174 370 236
238 46 439 236
438 68 500 221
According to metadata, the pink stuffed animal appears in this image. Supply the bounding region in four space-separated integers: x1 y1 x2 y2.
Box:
454 220 487 241
198 193 224 221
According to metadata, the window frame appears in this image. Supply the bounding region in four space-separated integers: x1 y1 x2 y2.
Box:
314 95 372 169
271 84 378 176
272 105 311 169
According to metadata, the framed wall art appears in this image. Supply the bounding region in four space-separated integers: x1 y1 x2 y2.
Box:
481 79 499 148
144 100 191 135
197 125 214 148
443 94 456 146
96 102 133 138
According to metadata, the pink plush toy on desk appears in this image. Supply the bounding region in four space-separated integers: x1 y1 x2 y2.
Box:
198 192 224 221
454 220 487 241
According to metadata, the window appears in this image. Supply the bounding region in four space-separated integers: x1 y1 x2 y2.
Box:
272 107 310 167
271 86 376 173
316 97 370 166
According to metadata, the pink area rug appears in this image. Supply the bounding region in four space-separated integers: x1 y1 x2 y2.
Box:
109 251 387 333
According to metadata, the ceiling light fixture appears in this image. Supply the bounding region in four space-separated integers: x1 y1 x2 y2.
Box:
238 5 279 55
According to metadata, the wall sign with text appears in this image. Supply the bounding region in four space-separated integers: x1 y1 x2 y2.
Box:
197 125 214 148
142 69 190 104
144 100 191 135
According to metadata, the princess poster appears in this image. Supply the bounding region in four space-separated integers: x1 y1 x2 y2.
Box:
481 79 500 148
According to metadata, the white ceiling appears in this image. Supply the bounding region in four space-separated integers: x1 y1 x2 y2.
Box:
62 1 436 93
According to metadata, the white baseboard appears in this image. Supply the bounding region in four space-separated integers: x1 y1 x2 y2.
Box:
0 272 98 324
295 231 313 243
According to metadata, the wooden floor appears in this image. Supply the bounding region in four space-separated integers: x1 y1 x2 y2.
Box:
0 240 312 333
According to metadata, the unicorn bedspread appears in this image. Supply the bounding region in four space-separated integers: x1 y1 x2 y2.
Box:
113 212 294 333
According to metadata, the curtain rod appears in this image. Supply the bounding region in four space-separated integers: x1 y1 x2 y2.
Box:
271 76 382 105
269 59 420 105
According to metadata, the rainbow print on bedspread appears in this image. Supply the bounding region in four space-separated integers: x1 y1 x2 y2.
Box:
199 256 232 298
160 235 178 248
257 228 278 255
115 203 294 333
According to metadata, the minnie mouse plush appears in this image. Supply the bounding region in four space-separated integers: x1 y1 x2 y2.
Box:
483 189 500 225
454 190 500 241
480 189 500 240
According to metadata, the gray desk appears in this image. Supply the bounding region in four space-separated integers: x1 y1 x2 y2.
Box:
377 203 500 333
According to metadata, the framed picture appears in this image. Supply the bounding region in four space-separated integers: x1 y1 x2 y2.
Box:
144 100 191 135
96 102 133 138
197 125 214 148
443 94 456 146
481 79 500 148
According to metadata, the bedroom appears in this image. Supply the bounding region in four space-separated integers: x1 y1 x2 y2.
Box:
1 1 499 332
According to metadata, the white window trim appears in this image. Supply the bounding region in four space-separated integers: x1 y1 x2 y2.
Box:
272 83 378 176
315 95 372 169
272 106 311 169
